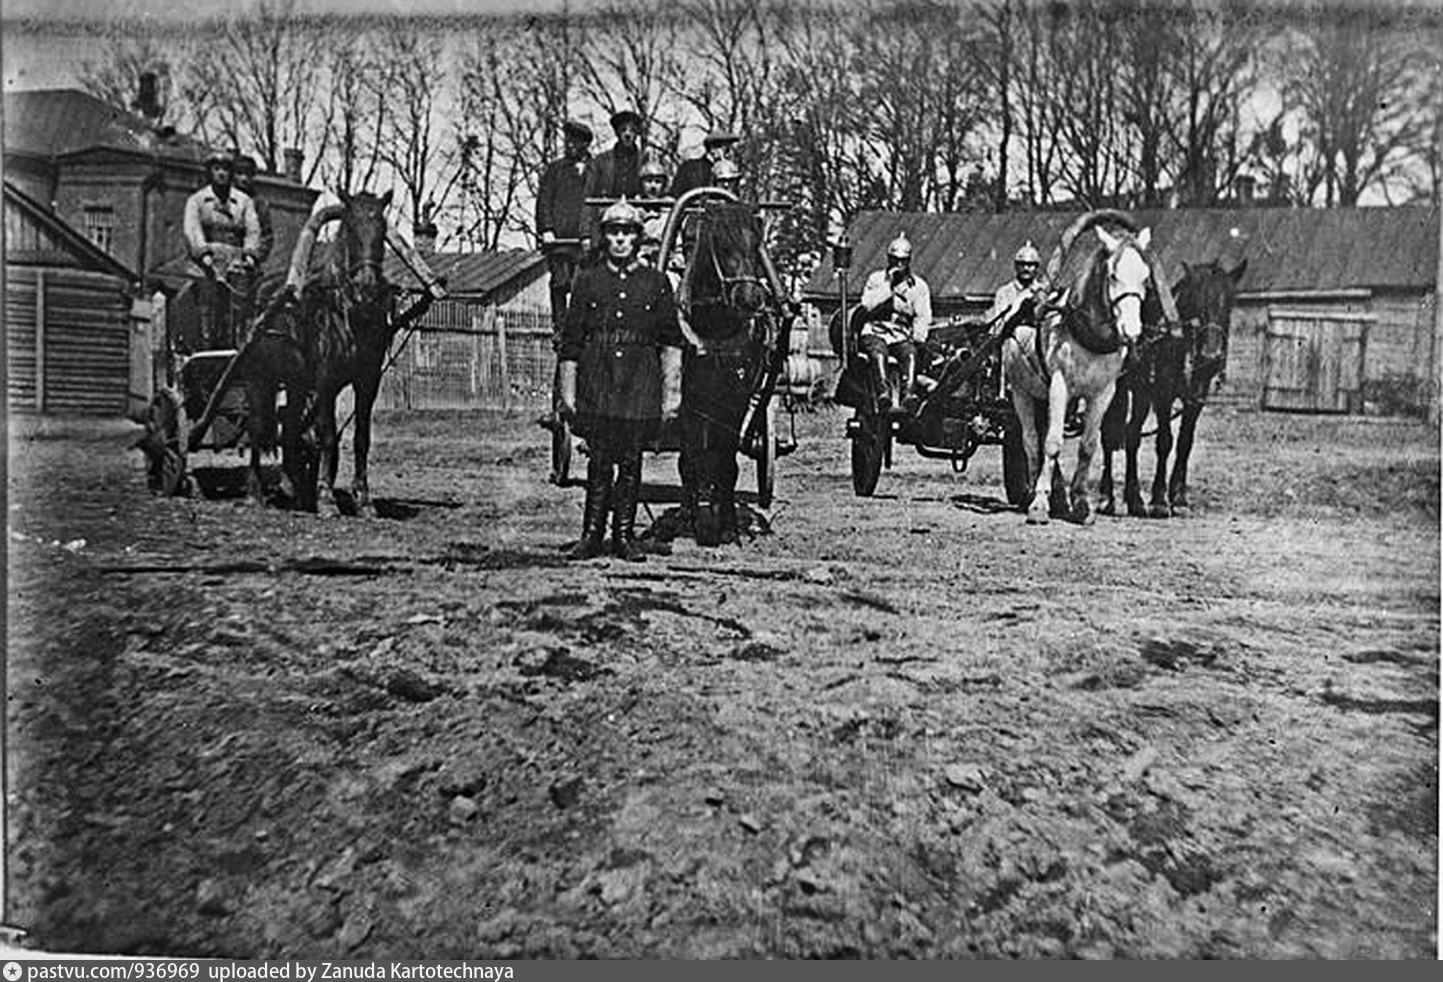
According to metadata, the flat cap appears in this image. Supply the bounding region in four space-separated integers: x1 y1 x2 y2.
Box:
562 119 593 143
703 129 740 148
610 108 643 130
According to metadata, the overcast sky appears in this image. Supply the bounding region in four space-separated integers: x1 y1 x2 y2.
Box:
1 0 563 20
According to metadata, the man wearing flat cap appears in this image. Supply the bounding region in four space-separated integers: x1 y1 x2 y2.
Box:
670 128 740 198
583 108 645 246
537 119 594 336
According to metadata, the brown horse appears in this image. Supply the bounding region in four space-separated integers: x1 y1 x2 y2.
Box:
284 190 398 517
676 200 789 545
1099 258 1246 517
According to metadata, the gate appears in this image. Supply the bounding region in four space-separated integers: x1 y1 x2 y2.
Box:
1263 308 1372 413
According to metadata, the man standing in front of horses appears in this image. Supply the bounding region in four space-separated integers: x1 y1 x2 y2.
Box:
858 233 932 413
557 200 683 562
183 150 262 350
583 109 644 250
986 241 1048 334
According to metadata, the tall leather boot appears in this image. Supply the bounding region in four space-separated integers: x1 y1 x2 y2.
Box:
870 352 892 411
567 456 611 560
899 347 920 414
611 453 646 562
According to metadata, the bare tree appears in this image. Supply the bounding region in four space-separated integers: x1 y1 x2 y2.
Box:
1285 3 1438 207
320 21 388 196
1158 0 1270 206
375 20 462 237
187 0 332 182
575 0 688 159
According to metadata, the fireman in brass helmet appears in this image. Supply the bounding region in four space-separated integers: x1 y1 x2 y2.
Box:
557 199 684 562
986 240 1049 333
857 232 932 413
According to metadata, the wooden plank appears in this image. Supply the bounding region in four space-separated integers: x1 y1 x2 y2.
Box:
35 269 46 412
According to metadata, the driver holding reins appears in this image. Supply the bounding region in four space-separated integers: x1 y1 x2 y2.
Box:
183 150 263 350
986 241 1049 334
858 233 932 413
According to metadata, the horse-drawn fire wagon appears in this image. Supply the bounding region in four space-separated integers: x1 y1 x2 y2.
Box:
137 219 445 508
546 185 810 513
828 251 1032 505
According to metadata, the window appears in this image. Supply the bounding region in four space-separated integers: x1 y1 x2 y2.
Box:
82 204 115 254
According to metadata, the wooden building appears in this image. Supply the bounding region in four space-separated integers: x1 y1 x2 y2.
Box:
802 206 1440 417
5 180 143 416
3 87 318 293
379 248 552 411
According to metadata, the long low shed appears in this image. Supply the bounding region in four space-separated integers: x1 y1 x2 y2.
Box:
802 205 1439 418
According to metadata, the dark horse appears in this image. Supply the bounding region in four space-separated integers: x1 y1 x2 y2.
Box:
677 201 786 545
240 291 316 510
281 190 399 517
1099 258 1246 517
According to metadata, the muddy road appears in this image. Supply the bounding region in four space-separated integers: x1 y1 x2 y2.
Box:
5 405 1438 958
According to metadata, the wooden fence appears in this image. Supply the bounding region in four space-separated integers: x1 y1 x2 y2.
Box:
376 300 554 411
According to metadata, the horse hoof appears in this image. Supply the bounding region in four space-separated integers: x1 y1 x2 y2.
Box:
1148 503 1170 519
1097 496 1116 517
1126 498 1148 518
1026 502 1051 525
1170 504 1192 518
1072 500 1095 525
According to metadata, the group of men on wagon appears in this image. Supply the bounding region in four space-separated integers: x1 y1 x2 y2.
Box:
535 109 754 560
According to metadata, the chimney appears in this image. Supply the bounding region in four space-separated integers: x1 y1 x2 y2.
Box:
133 71 163 123
1234 174 1257 207
282 147 304 183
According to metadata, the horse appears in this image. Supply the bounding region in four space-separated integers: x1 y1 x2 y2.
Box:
284 190 398 517
237 291 317 511
676 200 785 545
1000 210 1166 525
1099 258 1246 518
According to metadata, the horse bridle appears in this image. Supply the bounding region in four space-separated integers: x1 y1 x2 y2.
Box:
701 234 770 313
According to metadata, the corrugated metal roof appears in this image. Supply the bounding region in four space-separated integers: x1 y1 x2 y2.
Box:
383 248 546 298
3 88 209 161
803 205 1439 302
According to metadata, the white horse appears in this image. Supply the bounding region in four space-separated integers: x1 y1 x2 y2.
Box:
1001 212 1157 525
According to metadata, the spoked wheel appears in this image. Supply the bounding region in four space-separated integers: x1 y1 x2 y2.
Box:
755 399 777 510
850 408 889 497
143 390 189 497
1002 419 1031 508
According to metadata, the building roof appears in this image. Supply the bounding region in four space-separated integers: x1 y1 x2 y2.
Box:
3 88 209 162
802 205 1440 303
3 179 139 280
383 247 545 298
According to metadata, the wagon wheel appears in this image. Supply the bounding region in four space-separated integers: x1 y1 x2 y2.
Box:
145 390 189 497
755 398 777 510
1002 418 1031 508
850 406 888 497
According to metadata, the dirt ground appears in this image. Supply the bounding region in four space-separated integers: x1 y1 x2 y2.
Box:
5 402 1439 959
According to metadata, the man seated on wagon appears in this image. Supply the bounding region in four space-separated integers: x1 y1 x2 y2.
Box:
183 150 263 350
985 241 1048 334
857 233 932 413
637 158 672 266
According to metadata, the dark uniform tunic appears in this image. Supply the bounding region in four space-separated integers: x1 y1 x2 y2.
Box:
536 153 590 334
669 156 714 199
560 259 682 452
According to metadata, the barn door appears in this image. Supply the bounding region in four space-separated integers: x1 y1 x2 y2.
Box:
1263 309 1371 413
